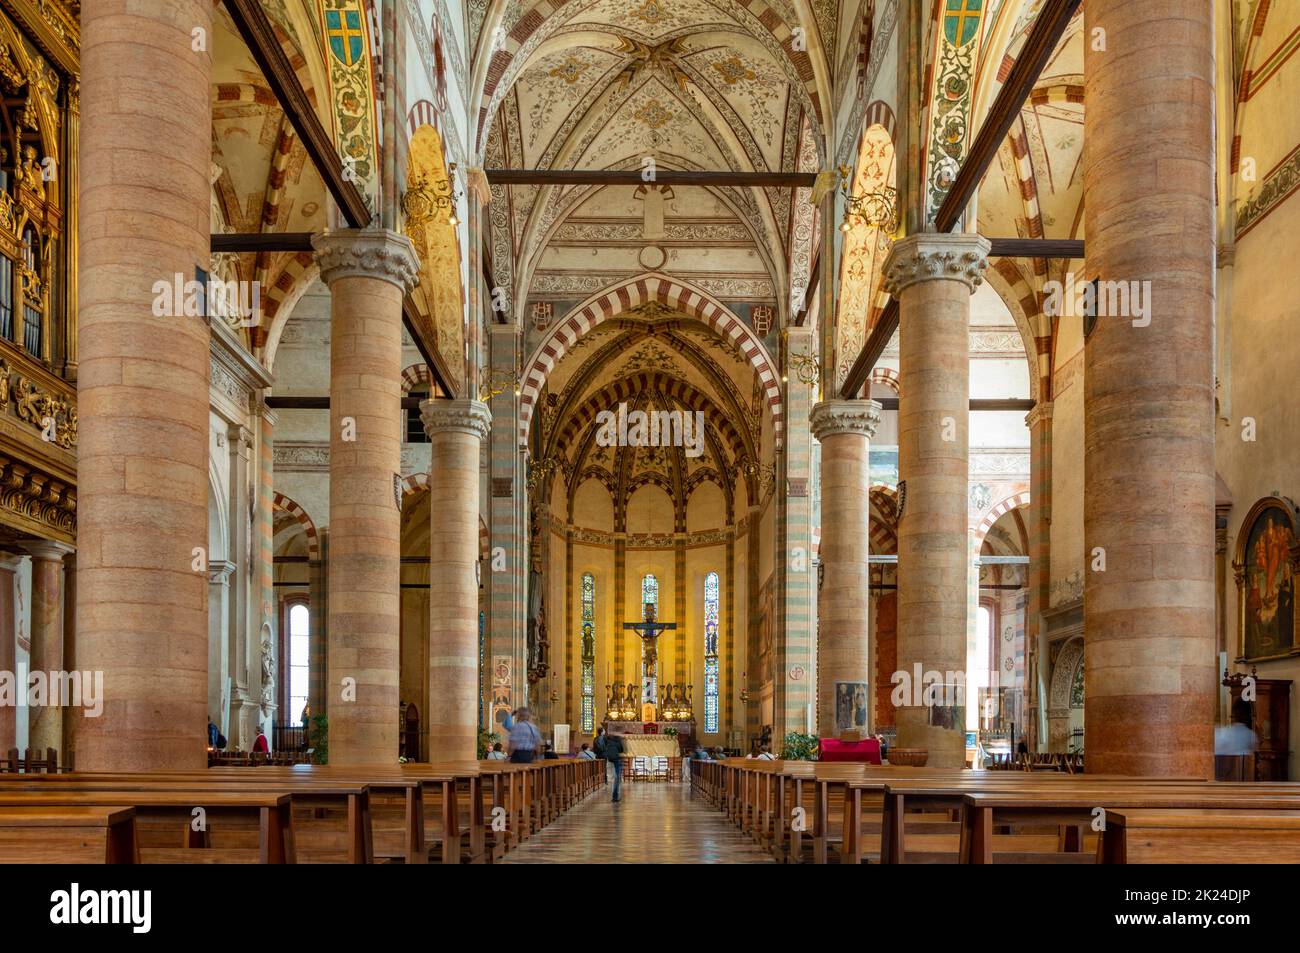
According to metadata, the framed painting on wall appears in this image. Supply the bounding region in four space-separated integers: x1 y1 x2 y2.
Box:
1234 496 1300 662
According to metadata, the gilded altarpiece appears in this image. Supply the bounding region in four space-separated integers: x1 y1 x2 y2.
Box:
0 1 78 547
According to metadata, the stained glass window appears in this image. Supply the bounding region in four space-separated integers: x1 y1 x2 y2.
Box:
641 574 658 616
581 573 596 732
640 575 659 709
704 571 719 733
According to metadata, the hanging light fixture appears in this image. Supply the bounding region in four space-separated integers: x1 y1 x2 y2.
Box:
402 161 462 229
837 164 898 234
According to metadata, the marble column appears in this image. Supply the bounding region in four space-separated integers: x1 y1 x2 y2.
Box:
488 325 525 721
26 543 73 755
810 400 882 736
423 399 492 761
207 560 235 738
1024 401 1053 752
60 553 77 762
1083 0 1216 777
883 232 990 767
313 229 419 765
0 555 18 752
77 0 212 771
779 326 817 741
226 424 253 749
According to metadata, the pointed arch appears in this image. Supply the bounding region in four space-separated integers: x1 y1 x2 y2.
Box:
272 492 320 560
973 490 1032 547
519 273 783 449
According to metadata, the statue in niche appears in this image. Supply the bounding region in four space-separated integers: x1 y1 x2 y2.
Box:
259 623 274 716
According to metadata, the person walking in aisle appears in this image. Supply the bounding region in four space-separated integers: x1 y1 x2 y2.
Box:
604 730 625 802
507 707 542 763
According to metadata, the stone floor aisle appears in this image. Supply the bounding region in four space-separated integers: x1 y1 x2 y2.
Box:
497 778 778 864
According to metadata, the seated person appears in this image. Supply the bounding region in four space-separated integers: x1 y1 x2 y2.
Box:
542 742 560 760
578 743 597 759
486 742 508 761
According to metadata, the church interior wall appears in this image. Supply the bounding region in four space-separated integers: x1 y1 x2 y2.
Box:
1048 323 1085 609
1217 165 1300 779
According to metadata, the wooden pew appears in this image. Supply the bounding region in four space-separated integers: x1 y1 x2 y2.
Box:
874 776 1212 865
6 771 375 863
961 783 1300 863
0 806 139 863
0 790 293 863
1098 809 1300 864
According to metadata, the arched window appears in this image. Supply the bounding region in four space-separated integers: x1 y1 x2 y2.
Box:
641 574 658 616
640 574 659 712
580 573 596 732
287 603 310 723
704 572 719 734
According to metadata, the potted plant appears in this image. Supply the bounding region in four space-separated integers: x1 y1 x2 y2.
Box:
780 731 819 761
477 727 500 759
308 714 329 764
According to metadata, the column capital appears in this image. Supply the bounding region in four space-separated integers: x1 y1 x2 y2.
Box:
421 399 492 441
312 228 420 292
22 541 75 562
882 232 991 297
208 559 236 584
1025 400 1054 429
809 399 882 441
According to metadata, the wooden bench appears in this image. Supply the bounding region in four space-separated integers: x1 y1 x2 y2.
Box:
0 806 139 863
0 789 293 862
6 771 374 863
1099 809 1300 864
961 784 1300 863
873 776 1215 864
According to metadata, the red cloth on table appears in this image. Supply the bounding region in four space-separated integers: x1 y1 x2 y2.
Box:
818 737 881 763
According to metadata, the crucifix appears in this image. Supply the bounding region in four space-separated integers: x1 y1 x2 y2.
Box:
623 602 677 721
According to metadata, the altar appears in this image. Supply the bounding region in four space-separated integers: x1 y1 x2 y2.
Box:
621 735 682 758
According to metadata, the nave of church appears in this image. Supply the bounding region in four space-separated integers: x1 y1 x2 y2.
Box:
3 0 1300 900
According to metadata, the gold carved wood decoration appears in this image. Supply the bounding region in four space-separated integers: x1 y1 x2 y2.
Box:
0 450 74 540
0 353 77 449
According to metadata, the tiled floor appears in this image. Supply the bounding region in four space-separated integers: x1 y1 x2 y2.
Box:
497 779 777 864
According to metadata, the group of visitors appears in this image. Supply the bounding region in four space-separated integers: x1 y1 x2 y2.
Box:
207 716 269 754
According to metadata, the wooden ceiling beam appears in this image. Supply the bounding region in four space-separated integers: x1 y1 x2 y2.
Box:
838 0 1082 399
268 395 430 411
987 237 1083 259
211 233 315 253
872 397 1035 411
484 169 818 188
220 0 371 229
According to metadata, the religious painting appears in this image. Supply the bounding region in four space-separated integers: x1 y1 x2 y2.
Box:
835 682 868 733
1235 497 1300 662
491 655 513 729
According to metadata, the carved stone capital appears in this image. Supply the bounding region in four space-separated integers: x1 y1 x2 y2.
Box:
882 233 991 297
809 399 882 441
421 399 492 441
312 228 420 292
22 540 74 563
208 559 236 585
1025 400 1054 430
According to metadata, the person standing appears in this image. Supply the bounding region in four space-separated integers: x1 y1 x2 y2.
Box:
507 708 542 763
594 726 609 781
605 731 625 802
